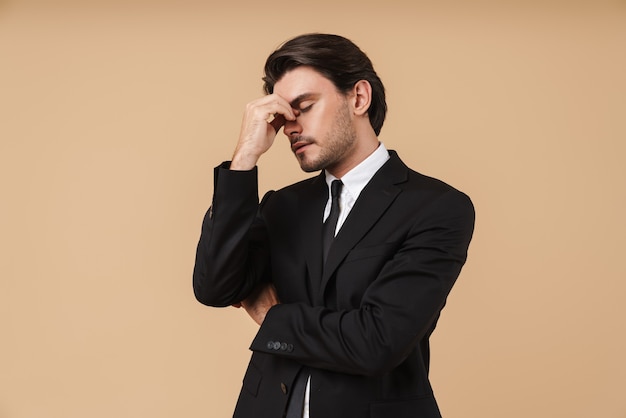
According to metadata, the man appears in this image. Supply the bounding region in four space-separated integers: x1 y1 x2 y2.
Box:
193 33 475 418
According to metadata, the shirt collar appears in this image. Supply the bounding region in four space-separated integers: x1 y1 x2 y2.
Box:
324 142 390 202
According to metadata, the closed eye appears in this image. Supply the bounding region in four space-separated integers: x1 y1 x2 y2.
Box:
299 103 314 113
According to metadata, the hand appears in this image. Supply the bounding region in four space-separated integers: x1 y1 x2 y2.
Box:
234 282 280 326
230 94 296 170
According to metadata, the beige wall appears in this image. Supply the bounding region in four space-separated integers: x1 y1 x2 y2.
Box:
1 1 625 417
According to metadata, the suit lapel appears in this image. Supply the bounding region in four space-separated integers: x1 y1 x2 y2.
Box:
319 152 409 297
299 173 328 304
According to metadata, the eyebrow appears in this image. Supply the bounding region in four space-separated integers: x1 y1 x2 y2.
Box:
289 93 318 109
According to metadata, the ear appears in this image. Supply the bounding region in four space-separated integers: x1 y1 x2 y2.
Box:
350 80 372 116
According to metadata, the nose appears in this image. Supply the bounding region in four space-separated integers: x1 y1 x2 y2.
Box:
283 111 302 137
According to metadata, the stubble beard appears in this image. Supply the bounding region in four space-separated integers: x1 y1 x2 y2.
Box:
296 103 357 173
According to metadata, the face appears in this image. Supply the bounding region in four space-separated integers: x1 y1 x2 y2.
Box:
273 66 357 173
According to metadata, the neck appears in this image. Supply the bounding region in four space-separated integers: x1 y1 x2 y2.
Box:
326 129 379 178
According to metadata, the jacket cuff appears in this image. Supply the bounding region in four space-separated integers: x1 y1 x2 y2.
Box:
249 304 297 356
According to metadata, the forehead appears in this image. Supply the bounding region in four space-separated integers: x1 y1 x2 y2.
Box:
273 66 338 102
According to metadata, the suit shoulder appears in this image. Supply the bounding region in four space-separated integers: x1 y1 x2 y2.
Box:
406 168 469 197
402 168 474 217
389 151 469 199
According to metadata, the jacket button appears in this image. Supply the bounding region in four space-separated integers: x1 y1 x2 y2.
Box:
280 343 288 351
280 383 288 394
267 341 275 350
287 344 294 352
272 341 281 350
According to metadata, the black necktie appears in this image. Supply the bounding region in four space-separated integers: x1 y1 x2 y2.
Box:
322 180 343 264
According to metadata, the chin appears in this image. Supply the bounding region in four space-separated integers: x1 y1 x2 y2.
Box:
297 158 323 173
298 163 321 173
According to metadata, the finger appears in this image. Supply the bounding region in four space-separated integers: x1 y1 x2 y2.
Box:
261 95 296 121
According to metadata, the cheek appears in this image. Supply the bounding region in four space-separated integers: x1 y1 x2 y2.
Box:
304 107 333 137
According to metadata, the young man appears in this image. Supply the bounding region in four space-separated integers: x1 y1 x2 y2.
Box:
193 33 475 418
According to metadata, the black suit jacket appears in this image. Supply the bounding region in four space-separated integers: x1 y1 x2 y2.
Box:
193 151 475 418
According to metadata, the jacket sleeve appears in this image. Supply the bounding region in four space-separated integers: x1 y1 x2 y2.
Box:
249 189 475 376
192 163 272 307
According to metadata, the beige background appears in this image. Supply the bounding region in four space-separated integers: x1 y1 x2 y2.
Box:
1 0 625 417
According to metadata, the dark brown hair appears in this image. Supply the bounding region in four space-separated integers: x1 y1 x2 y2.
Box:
263 33 387 136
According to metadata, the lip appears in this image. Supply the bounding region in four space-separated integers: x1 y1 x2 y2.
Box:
291 141 311 155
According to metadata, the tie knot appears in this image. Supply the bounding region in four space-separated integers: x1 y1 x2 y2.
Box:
330 180 343 199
